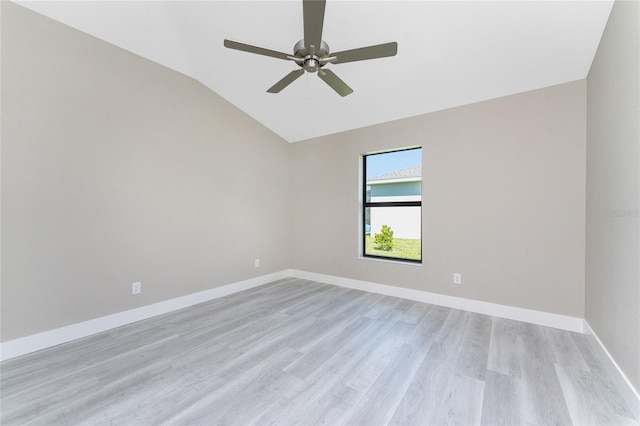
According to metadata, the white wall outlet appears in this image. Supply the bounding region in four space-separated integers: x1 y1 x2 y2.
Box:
132 282 141 295
453 273 462 285
255 258 260 268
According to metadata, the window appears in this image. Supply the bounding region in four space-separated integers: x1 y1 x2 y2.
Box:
362 147 422 262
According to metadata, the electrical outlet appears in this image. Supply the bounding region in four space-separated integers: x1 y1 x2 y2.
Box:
132 282 141 295
255 258 260 268
453 273 462 285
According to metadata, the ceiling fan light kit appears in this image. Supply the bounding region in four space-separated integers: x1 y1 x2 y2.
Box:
223 0 398 97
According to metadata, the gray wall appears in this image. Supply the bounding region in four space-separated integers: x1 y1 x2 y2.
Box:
4 0 624 361
586 0 640 392
1 2 291 341
290 81 587 318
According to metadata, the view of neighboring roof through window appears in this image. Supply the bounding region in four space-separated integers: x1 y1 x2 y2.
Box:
363 148 422 263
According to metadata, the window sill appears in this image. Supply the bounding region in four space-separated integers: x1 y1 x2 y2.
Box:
358 256 423 267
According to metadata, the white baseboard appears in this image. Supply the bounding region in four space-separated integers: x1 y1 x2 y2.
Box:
0 268 591 363
0 269 583 362
289 269 584 333
2 269 636 420
3 267 637 421
289 270 640 418
0 270 292 362
583 321 640 421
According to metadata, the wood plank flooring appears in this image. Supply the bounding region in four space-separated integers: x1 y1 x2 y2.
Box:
1 278 637 425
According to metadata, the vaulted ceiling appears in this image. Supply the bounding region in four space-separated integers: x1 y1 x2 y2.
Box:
16 1 613 142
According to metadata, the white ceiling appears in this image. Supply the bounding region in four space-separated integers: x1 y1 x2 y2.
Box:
16 1 613 143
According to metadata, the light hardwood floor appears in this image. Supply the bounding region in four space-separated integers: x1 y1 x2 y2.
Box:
1 278 637 425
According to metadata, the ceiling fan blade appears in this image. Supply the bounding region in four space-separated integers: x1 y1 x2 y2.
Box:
332 42 398 64
224 39 290 61
267 69 305 93
318 68 353 97
303 0 326 51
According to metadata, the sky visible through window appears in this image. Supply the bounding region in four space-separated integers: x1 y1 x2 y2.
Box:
366 148 422 179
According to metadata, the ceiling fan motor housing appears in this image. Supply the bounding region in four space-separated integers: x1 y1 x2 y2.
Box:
294 39 330 73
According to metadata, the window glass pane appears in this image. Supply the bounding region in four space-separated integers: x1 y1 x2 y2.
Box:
364 206 421 261
363 147 422 262
365 149 421 203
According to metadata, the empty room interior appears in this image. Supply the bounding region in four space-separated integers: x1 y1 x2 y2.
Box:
1 0 639 424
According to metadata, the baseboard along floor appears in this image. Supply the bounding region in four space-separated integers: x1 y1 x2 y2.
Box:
1 278 637 425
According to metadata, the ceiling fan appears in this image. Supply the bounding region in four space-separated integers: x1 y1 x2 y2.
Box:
223 0 398 97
